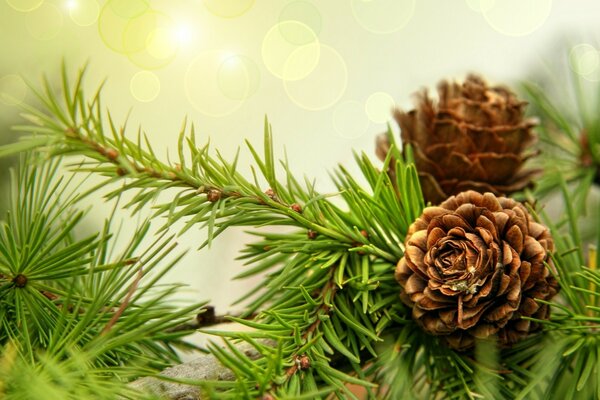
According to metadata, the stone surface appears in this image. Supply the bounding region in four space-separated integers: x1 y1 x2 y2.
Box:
129 340 274 399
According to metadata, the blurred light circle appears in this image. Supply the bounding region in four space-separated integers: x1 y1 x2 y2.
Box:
98 0 152 54
203 0 254 18
109 0 149 18
480 0 552 36
69 0 99 26
333 101 370 139
99 1 136 53
569 44 600 77
130 71 160 102
274 21 317 45
6 0 43 12
0 74 27 106
284 45 347 111
146 27 174 59
365 92 396 123
186 51 248 117
278 1 322 43
25 2 63 41
124 11 177 69
464 0 494 13
217 55 260 100
262 21 320 81
123 11 163 53
351 0 415 34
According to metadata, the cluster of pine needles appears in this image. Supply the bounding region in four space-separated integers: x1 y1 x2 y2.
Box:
1 47 600 399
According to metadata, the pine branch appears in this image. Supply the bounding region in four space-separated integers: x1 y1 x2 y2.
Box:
0 66 427 398
3 66 413 262
0 343 152 400
520 186 600 398
521 42 600 210
0 154 207 399
1 65 577 399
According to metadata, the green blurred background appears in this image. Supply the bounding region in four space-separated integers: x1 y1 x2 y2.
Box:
1 0 599 318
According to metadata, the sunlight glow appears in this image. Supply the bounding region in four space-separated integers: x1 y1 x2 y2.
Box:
65 0 77 11
172 23 195 46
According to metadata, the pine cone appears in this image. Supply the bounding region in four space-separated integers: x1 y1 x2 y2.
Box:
396 191 559 350
389 75 538 205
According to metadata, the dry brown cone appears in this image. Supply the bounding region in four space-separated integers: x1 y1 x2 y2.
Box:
395 190 559 351
377 75 539 205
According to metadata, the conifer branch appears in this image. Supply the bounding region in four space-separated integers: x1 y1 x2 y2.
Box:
0 66 422 398
5 62 600 399
0 152 207 399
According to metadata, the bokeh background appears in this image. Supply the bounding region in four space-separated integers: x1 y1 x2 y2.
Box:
1 0 600 316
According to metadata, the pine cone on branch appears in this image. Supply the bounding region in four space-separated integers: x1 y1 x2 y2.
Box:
396 191 559 350
380 75 539 205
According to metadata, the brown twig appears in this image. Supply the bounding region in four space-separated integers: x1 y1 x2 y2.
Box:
167 305 259 333
68 128 334 220
100 265 143 336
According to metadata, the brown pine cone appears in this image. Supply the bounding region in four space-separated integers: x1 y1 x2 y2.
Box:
387 75 538 205
395 191 559 350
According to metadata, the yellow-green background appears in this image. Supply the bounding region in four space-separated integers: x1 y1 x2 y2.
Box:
0 0 598 329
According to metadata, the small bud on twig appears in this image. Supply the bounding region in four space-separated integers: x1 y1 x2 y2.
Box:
290 203 302 213
105 148 119 160
41 290 58 301
65 127 78 138
207 189 222 202
298 355 310 370
12 274 28 288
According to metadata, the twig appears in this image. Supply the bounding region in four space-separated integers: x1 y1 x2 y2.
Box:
101 265 143 335
167 306 259 333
